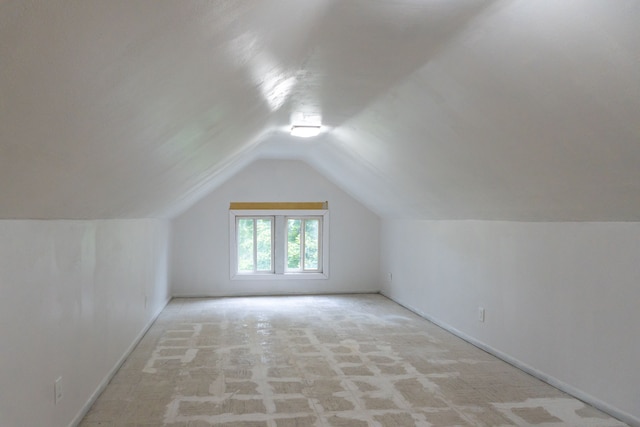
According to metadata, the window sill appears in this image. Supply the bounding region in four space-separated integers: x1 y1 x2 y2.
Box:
231 272 328 281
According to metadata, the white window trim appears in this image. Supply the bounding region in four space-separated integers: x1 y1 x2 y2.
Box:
230 209 329 280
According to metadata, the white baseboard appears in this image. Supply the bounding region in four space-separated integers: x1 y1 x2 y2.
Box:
380 291 639 427
68 296 172 427
170 290 379 298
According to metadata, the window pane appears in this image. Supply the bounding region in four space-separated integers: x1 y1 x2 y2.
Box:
304 219 319 270
237 218 254 272
256 218 272 271
287 219 301 270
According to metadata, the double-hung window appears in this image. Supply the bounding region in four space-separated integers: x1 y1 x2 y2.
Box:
230 202 329 280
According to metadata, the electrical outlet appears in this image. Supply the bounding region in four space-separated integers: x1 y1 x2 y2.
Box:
478 307 485 323
144 295 148 309
387 272 393 282
54 377 63 405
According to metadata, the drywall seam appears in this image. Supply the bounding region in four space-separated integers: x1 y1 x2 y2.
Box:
68 296 172 427
379 291 639 427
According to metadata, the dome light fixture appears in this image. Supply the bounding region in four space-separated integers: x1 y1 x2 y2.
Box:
290 125 322 138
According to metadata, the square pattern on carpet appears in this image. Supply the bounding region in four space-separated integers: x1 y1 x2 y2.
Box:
80 294 627 426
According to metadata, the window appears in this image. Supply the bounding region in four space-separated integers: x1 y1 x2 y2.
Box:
236 217 273 273
286 217 321 272
230 203 329 280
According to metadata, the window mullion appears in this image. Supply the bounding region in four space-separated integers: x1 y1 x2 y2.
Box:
253 219 258 272
300 219 306 272
270 218 274 272
274 216 284 274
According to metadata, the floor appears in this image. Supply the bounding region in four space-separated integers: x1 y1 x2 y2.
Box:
80 294 626 426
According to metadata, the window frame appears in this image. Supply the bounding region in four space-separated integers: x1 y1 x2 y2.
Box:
229 209 329 280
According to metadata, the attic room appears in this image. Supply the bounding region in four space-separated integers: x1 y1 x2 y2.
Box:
1 1 639 426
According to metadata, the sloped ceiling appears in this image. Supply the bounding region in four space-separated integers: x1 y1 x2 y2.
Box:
1 0 639 220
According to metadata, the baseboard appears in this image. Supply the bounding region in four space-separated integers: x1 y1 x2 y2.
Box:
380 291 639 427
68 296 172 427
171 290 379 298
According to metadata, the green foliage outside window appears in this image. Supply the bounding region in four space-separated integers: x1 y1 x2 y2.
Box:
255 219 272 271
287 218 320 271
237 217 272 272
287 219 301 269
237 218 254 272
304 219 319 270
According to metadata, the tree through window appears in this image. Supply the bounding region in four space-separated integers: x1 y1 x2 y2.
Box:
236 217 273 273
287 218 321 272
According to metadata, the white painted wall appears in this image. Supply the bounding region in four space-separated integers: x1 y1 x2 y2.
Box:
380 220 640 426
0 219 171 427
171 159 380 296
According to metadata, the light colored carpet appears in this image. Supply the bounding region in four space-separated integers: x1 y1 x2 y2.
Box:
80 294 626 426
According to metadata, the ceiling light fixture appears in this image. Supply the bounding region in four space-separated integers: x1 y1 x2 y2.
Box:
290 125 321 138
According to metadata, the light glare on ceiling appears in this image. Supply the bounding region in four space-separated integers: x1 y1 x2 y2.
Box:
291 125 321 138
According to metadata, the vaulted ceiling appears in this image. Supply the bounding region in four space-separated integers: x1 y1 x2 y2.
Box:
1 0 639 220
